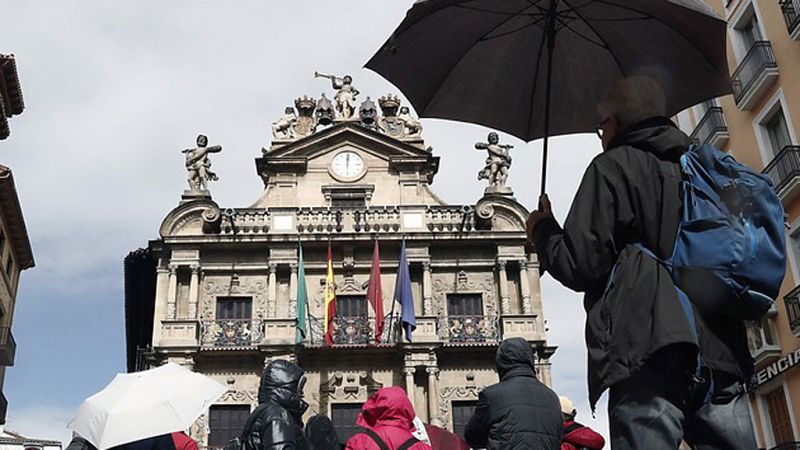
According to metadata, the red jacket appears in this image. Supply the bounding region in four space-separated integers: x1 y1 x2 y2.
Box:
561 420 605 450
345 387 432 450
170 433 198 450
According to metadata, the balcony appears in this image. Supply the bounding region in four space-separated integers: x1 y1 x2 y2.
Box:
763 146 800 202
0 390 6 424
785 285 800 336
220 205 476 236
770 443 800 450
781 0 800 40
200 319 263 349
689 107 729 148
443 315 500 344
747 309 781 368
303 314 398 346
732 41 779 110
0 328 16 367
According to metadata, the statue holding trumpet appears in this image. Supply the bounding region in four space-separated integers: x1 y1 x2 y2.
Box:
315 71 360 119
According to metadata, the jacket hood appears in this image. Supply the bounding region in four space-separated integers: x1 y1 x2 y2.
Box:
259 359 309 418
355 386 416 432
608 116 690 161
496 337 536 380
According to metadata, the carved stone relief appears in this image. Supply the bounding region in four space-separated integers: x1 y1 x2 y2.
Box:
438 385 485 429
318 371 384 413
218 389 258 404
201 276 268 320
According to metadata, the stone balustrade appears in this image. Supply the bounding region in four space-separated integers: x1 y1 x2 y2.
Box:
215 205 476 236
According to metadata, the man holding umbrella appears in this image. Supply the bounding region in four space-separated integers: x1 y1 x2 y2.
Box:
526 77 757 449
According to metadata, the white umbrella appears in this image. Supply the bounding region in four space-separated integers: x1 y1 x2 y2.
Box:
68 363 228 450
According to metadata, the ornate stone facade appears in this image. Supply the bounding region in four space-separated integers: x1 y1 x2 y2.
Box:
131 77 555 445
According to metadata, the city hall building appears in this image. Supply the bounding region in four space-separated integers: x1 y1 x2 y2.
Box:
124 79 555 446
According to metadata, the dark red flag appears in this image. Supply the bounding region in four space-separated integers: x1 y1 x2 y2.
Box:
367 240 385 342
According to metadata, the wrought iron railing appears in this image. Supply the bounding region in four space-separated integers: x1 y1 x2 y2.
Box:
0 327 16 367
770 442 800 450
303 314 399 346
785 285 800 335
134 345 153 372
732 41 778 105
781 0 800 36
200 319 263 348
763 146 800 193
689 107 727 146
444 315 500 343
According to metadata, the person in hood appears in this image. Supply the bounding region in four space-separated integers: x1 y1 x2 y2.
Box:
464 337 562 449
240 359 309 450
345 387 432 450
558 396 604 450
305 414 342 450
527 76 758 449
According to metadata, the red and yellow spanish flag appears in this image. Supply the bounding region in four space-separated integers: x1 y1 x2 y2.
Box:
323 242 336 346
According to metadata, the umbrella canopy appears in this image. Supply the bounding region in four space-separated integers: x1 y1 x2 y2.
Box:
68 363 227 450
367 0 732 193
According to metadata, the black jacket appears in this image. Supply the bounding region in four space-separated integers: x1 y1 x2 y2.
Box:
532 118 752 408
464 338 562 450
241 359 309 450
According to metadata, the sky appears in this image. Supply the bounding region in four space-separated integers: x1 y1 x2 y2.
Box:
1 1 605 444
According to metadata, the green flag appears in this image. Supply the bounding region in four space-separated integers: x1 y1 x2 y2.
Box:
296 242 308 344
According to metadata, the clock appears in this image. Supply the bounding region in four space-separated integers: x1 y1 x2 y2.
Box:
330 151 366 180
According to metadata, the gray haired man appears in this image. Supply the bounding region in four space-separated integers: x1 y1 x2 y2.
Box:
527 77 757 449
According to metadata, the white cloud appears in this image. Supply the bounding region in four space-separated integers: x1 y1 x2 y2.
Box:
5 404 73 447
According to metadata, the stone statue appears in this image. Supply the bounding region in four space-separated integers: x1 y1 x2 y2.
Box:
182 134 222 191
293 96 318 137
316 93 335 126
377 94 404 138
272 106 297 140
359 97 378 128
476 132 513 188
398 106 422 138
315 72 359 119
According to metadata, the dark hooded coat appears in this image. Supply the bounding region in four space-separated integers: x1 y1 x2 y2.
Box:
532 118 752 409
241 359 309 450
464 338 562 450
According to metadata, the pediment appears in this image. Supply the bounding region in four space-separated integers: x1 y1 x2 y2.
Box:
261 122 433 164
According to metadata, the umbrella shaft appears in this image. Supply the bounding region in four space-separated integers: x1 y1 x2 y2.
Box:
541 0 557 197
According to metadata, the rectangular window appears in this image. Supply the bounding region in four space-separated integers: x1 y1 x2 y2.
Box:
740 14 763 50
766 108 792 157
447 294 483 316
331 197 366 208
331 403 362 444
452 400 479 440
4 254 12 280
337 295 368 317
786 289 800 335
765 387 795 445
216 297 252 320
208 405 251 448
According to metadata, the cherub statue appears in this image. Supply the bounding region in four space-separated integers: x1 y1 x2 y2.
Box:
272 106 297 139
398 106 422 137
315 72 360 119
182 134 222 191
476 132 513 187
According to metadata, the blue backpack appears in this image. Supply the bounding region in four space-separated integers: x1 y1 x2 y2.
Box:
641 143 786 321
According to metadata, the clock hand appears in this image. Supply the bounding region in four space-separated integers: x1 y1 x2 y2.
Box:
346 153 350 173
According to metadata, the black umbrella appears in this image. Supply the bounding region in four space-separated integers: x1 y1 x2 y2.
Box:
366 0 732 194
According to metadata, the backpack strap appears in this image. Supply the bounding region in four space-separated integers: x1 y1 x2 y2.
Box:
360 429 390 450
563 421 583 435
397 437 420 450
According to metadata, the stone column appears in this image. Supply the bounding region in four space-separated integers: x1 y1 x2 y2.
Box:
188 265 200 319
267 263 278 318
166 265 178 320
426 367 441 426
422 261 433 316
289 263 298 319
519 260 532 315
404 367 416 409
497 260 510 315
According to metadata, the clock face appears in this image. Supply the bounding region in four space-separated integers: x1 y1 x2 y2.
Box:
331 151 365 179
